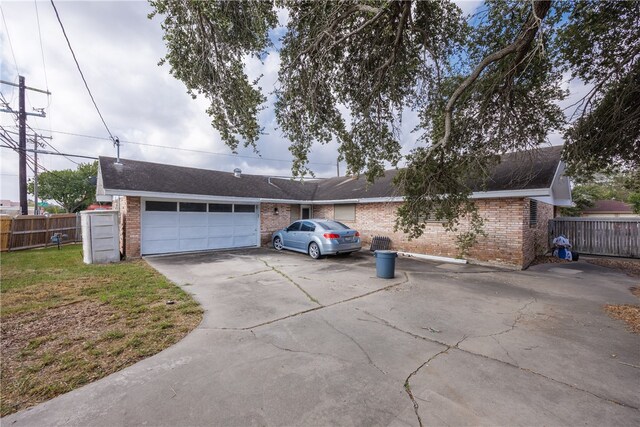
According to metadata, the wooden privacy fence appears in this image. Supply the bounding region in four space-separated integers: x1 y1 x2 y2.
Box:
549 218 640 258
0 214 82 252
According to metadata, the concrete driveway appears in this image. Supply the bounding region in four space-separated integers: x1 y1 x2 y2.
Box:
4 249 639 426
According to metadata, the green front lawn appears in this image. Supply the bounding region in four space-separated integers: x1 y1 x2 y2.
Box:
0 244 202 416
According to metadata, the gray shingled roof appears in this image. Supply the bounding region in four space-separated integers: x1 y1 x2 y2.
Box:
99 145 563 201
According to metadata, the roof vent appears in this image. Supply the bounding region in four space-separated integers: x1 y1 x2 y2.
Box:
233 168 242 178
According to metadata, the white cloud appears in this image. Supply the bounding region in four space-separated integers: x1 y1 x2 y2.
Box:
0 0 341 201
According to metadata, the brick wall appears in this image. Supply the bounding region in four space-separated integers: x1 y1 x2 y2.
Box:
522 199 553 267
312 198 551 269
260 203 294 245
119 196 141 259
313 204 334 219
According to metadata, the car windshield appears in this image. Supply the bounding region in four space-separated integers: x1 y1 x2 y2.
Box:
317 220 350 230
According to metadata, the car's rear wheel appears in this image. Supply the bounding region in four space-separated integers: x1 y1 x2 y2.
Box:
308 242 321 259
273 236 283 251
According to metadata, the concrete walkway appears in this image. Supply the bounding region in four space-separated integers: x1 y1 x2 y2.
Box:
3 249 639 426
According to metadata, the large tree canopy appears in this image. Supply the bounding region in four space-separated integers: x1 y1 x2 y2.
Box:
149 0 639 241
28 162 98 213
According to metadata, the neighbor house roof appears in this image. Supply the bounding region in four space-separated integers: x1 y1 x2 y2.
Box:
98 145 570 205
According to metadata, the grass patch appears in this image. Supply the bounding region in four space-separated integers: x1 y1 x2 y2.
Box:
0 244 202 416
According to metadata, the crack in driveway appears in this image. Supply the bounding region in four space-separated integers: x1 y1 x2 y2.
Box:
487 298 537 338
249 330 352 364
404 336 468 427
259 258 321 305
210 272 410 331
357 310 640 415
322 318 387 375
226 269 272 279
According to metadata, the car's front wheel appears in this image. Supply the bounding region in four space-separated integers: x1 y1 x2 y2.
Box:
273 236 283 251
308 242 321 259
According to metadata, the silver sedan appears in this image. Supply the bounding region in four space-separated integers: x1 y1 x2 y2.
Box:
272 219 362 259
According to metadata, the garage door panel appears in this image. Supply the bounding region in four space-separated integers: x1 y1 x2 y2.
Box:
179 213 208 226
233 235 256 247
234 214 255 226
141 200 258 255
144 212 179 227
143 226 179 240
209 215 234 226
232 225 255 237
180 226 209 239
179 238 208 251
142 239 179 254
208 236 234 249
208 225 230 238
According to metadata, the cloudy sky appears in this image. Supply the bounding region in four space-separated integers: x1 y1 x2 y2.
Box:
3 0 574 203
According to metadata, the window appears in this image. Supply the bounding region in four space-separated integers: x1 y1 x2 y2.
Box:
529 200 538 227
234 204 255 213
301 221 316 232
286 222 301 232
334 204 356 222
146 201 177 212
209 203 232 213
317 220 349 230
180 202 206 212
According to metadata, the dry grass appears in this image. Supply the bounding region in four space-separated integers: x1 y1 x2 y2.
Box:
603 283 640 334
0 245 202 416
529 255 570 266
604 304 640 334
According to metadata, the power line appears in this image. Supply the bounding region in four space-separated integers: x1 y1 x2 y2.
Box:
33 0 50 94
24 123 80 166
49 0 115 141
0 5 20 76
25 126 336 166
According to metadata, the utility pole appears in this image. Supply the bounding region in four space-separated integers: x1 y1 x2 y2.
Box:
33 135 38 215
336 158 340 177
0 78 50 215
30 133 52 216
19 76 26 215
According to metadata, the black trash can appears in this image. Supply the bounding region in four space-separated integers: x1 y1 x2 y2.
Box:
374 250 397 279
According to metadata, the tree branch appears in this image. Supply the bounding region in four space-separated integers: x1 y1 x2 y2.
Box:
434 0 552 154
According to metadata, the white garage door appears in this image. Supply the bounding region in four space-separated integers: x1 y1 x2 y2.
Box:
141 200 259 255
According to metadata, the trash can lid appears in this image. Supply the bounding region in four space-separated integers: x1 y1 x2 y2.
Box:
374 250 397 258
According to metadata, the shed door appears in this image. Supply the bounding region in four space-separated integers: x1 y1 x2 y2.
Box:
141 200 258 255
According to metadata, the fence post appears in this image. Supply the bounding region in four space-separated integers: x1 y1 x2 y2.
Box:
8 217 16 251
44 215 51 248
